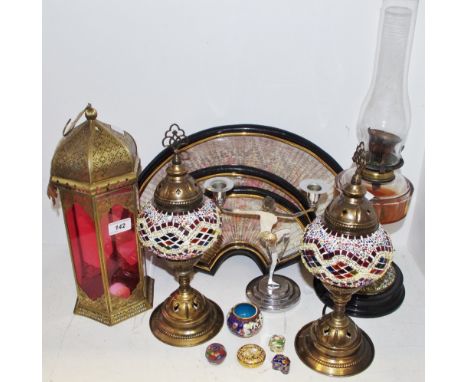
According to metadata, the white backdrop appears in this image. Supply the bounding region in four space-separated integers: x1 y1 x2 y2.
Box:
43 0 424 266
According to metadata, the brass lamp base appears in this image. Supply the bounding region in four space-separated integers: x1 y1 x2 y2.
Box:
149 257 223 347
295 285 374 376
149 290 223 347
295 318 374 376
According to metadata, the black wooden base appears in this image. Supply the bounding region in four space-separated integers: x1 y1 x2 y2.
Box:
313 263 405 318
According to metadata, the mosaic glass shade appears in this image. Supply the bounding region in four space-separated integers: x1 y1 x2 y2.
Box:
137 198 221 261
301 216 394 288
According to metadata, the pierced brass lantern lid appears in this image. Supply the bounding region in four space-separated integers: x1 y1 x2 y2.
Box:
50 104 139 194
324 143 379 236
153 124 203 212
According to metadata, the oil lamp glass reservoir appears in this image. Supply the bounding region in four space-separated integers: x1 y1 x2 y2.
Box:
336 168 413 224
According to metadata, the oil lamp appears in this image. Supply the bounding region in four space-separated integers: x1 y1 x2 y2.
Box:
316 0 419 318
47 104 153 325
351 0 419 220
295 143 394 376
137 124 223 347
205 177 329 312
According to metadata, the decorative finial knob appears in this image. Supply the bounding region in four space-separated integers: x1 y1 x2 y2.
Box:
162 124 188 151
85 104 97 120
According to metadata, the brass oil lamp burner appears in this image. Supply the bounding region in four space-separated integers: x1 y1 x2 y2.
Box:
137 124 223 346
296 143 394 376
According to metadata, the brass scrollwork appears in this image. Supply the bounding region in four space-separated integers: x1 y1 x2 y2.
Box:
162 124 188 151
352 142 368 179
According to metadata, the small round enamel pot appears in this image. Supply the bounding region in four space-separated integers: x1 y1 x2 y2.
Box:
227 302 263 338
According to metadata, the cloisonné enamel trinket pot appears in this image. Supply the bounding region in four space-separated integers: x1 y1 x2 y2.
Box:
227 302 263 338
237 344 266 368
205 343 227 365
272 354 291 374
269 334 286 353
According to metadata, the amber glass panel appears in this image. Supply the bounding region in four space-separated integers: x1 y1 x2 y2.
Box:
65 203 104 300
100 202 140 299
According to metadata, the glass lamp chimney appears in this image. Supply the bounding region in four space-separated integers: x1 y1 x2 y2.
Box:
357 0 419 171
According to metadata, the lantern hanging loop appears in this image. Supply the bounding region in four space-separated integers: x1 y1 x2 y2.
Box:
62 103 93 136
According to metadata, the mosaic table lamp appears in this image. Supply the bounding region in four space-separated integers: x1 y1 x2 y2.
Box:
137 124 223 347
295 143 394 376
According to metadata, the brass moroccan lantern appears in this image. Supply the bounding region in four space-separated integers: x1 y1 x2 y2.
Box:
48 104 153 325
296 143 394 376
137 124 224 347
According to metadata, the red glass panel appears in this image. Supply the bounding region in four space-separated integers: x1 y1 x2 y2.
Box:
65 203 104 300
100 204 140 299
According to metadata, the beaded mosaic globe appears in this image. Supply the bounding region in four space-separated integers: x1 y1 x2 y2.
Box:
301 215 393 289
137 198 221 261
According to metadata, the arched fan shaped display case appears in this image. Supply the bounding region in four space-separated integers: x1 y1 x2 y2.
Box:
138 125 342 274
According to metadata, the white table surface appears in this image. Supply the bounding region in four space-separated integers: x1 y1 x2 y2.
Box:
43 243 424 382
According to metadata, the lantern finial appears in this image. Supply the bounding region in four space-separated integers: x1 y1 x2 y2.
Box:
162 123 188 151
85 104 97 120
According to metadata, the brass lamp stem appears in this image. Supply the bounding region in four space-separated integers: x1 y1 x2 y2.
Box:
177 271 192 293
326 285 361 332
329 290 352 327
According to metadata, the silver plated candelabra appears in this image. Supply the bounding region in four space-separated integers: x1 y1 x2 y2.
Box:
204 177 330 312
